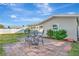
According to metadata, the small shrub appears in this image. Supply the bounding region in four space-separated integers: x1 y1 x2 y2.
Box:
59 29 67 34
47 29 67 40
53 29 67 40
47 29 53 38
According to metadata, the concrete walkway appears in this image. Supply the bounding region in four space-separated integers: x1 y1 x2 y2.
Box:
3 38 71 56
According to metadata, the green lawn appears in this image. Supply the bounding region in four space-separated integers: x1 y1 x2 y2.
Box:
0 44 5 56
0 33 27 56
69 42 79 56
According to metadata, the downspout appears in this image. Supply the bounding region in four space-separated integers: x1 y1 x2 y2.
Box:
76 17 79 41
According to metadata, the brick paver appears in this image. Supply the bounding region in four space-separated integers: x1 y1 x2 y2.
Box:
3 38 71 56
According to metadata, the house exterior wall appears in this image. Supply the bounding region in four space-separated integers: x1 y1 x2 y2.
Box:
40 17 77 41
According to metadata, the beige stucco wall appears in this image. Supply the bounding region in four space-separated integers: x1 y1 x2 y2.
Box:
40 17 77 41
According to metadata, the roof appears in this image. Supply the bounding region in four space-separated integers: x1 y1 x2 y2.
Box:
38 14 79 25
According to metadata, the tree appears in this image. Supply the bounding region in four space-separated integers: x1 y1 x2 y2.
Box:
8 26 10 29
0 24 4 29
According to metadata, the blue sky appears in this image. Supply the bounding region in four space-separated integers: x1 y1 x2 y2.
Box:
0 3 79 26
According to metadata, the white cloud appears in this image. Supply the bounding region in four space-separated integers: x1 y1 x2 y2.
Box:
0 3 16 6
8 4 21 12
34 3 53 15
12 8 23 11
13 17 42 22
53 4 74 12
10 15 17 19
9 3 16 6
67 12 76 14
35 4 74 15
0 22 12 26
0 3 22 12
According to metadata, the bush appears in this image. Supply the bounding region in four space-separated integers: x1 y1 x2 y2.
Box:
59 29 67 34
47 29 67 40
53 29 67 40
0 24 4 29
47 29 53 38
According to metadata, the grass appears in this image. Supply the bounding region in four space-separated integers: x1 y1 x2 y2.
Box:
69 42 79 56
0 44 5 56
0 33 27 56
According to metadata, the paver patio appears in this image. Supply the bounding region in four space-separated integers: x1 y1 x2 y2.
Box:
3 38 71 56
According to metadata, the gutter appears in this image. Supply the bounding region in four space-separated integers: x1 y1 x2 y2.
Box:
76 17 79 41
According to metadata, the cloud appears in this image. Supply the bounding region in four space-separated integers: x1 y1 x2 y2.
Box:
34 3 73 16
13 17 42 22
0 3 23 11
0 3 16 6
53 4 74 11
0 3 9 5
9 3 16 6
12 8 23 11
67 12 76 14
10 14 17 19
34 3 53 15
0 22 12 26
0 3 53 16
3 3 36 16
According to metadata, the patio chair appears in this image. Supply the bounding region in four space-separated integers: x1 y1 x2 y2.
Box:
25 30 34 47
36 29 44 46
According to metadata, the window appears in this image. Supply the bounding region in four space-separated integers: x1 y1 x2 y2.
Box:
53 24 59 30
40 26 43 28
